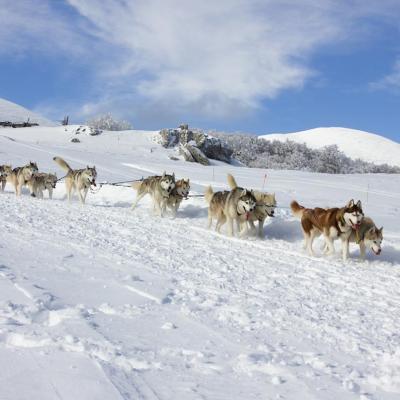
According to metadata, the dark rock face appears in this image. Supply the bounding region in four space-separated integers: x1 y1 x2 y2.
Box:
158 125 232 165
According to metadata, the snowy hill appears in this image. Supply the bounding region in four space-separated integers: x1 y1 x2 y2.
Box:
0 126 400 400
261 127 400 167
0 98 56 126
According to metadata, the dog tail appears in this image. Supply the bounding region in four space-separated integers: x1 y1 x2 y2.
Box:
53 157 72 172
131 181 142 191
205 185 214 204
290 200 305 219
227 173 238 189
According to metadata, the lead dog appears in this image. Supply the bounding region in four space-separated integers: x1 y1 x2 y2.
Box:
131 172 175 216
53 157 97 204
227 174 276 238
7 162 38 196
322 216 383 260
291 199 364 261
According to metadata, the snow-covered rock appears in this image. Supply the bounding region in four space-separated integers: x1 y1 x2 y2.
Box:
159 125 233 164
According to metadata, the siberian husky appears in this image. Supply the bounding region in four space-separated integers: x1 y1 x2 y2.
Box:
322 216 383 260
53 157 97 204
27 172 58 199
205 177 256 237
227 174 276 238
166 178 190 217
291 199 364 261
131 172 175 216
205 186 230 233
7 162 38 196
0 164 12 192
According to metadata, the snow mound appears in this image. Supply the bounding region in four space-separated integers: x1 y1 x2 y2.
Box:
0 98 56 126
261 127 400 167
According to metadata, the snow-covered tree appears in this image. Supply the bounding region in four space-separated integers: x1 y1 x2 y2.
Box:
86 114 132 131
212 132 400 174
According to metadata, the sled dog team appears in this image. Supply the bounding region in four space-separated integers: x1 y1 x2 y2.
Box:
1 158 383 261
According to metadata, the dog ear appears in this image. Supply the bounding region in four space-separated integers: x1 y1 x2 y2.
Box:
162 171 166 178
346 199 354 208
356 200 362 209
379 227 383 233
172 172 175 179
241 189 247 197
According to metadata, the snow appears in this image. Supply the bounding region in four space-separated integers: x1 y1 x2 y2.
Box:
260 127 400 167
0 98 56 126
1 125 400 399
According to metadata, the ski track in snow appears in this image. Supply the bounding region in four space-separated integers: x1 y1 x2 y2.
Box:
0 127 399 399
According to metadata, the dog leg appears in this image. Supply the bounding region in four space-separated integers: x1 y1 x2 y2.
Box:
131 192 146 209
207 210 213 229
227 217 234 237
325 236 335 255
160 199 167 217
82 187 89 203
16 182 23 196
216 215 226 233
359 241 366 261
341 238 350 261
247 220 256 236
306 231 316 256
258 219 265 238
48 188 53 199
77 189 85 204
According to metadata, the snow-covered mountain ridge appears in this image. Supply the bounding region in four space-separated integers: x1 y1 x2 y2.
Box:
0 98 56 126
261 127 400 167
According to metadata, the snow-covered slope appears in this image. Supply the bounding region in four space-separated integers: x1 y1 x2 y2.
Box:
0 98 56 126
0 126 400 400
261 127 400 167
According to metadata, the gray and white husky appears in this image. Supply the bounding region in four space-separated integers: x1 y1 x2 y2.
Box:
53 157 97 204
205 176 256 237
131 172 175 216
7 162 39 196
227 174 276 238
166 178 190 217
205 187 230 233
27 172 58 199
322 216 383 260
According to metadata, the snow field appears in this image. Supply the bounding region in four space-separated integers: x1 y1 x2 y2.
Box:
0 126 399 399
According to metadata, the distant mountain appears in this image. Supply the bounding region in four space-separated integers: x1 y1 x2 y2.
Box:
0 98 56 126
260 127 400 167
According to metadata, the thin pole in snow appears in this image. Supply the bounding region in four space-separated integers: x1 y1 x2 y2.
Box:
366 181 370 205
262 173 267 190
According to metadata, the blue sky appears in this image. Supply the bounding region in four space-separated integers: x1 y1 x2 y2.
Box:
0 0 399 142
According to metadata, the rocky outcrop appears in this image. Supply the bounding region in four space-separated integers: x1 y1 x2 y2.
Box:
158 124 232 165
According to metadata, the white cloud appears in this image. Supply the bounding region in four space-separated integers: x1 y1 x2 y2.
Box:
370 59 400 92
3 0 400 123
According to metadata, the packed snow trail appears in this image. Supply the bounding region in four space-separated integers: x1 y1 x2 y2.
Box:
0 126 399 399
